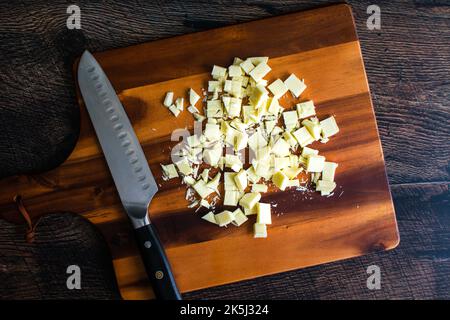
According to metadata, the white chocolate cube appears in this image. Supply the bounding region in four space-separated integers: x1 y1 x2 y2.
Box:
272 171 289 191
232 208 248 227
249 62 271 82
211 65 227 79
320 116 339 138
268 79 288 98
253 223 267 238
296 100 316 119
306 155 326 172
322 162 338 182
163 91 174 107
293 127 314 147
215 210 235 227
256 203 272 224
239 192 261 209
284 74 306 98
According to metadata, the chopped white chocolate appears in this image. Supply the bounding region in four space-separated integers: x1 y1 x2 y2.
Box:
186 135 201 147
227 97 242 118
203 145 222 167
200 199 210 209
320 116 339 138
175 97 184 111
254 161 272 179
253 223 267 238
161 164 179 179
193 179 213 198
296 100 316 119
224 127 240 146
228 65 243 77
282 110 299 130
246 166 261 184
249 62 271 82
244 206 257 216
159 55 342 236
292 127 314 147
282 166 302 179
183 176 196 185
306 155 326 172
283 131 298 147
223 80 232 93
206 172 221 191
301 146 319 157
208 80 222 92
274 157 290 171
187 105 200 114
272 171 289 191
256 146 271 161
206 100 223 118
322 162 338 182
234 169 247 191
230 118 247 132
248 130 268 152
239 192 261 210
168 104 181 117
241 76 250 87
265 119 277 135
189 88 201 106
284 74 306 98
201 211 217 225
302 119 322 140
193 113 206 122
249 84 268 109
204 123 222 141
163 92 174 107
256 203 272 224
267 97 281 115
240 58 255 74
174 158 193 175
225 154 243 172
224 172 238 191
271 138 291 157
223 190 242 206
232 208 248 226
211 65 227 80
252 184 268 193
233 57 244 65
316 179 337 195
249 57 269 65
268 79 288 98
289 154 299 167
215 210 235 227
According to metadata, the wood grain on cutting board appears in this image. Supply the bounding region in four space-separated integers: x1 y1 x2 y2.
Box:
0 4 399 299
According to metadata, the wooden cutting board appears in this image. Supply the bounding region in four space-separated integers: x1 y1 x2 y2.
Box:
0 4 399 299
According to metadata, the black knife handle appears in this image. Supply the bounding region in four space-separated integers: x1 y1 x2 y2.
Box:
134 223 182 300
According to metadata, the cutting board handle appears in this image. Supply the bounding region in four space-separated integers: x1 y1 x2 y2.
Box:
134 223 182 300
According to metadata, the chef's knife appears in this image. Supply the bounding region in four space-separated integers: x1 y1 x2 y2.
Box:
77 50 181 300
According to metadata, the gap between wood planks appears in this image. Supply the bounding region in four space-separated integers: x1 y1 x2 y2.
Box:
390 181 450 187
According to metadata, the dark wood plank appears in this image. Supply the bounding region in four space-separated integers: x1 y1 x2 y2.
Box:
1 183 447 299
0 0 449 299
0 212 121 299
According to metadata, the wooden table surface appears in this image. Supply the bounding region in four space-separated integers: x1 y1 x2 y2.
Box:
0 0 449 299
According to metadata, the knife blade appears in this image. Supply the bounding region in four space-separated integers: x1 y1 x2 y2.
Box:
77 50 181 300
